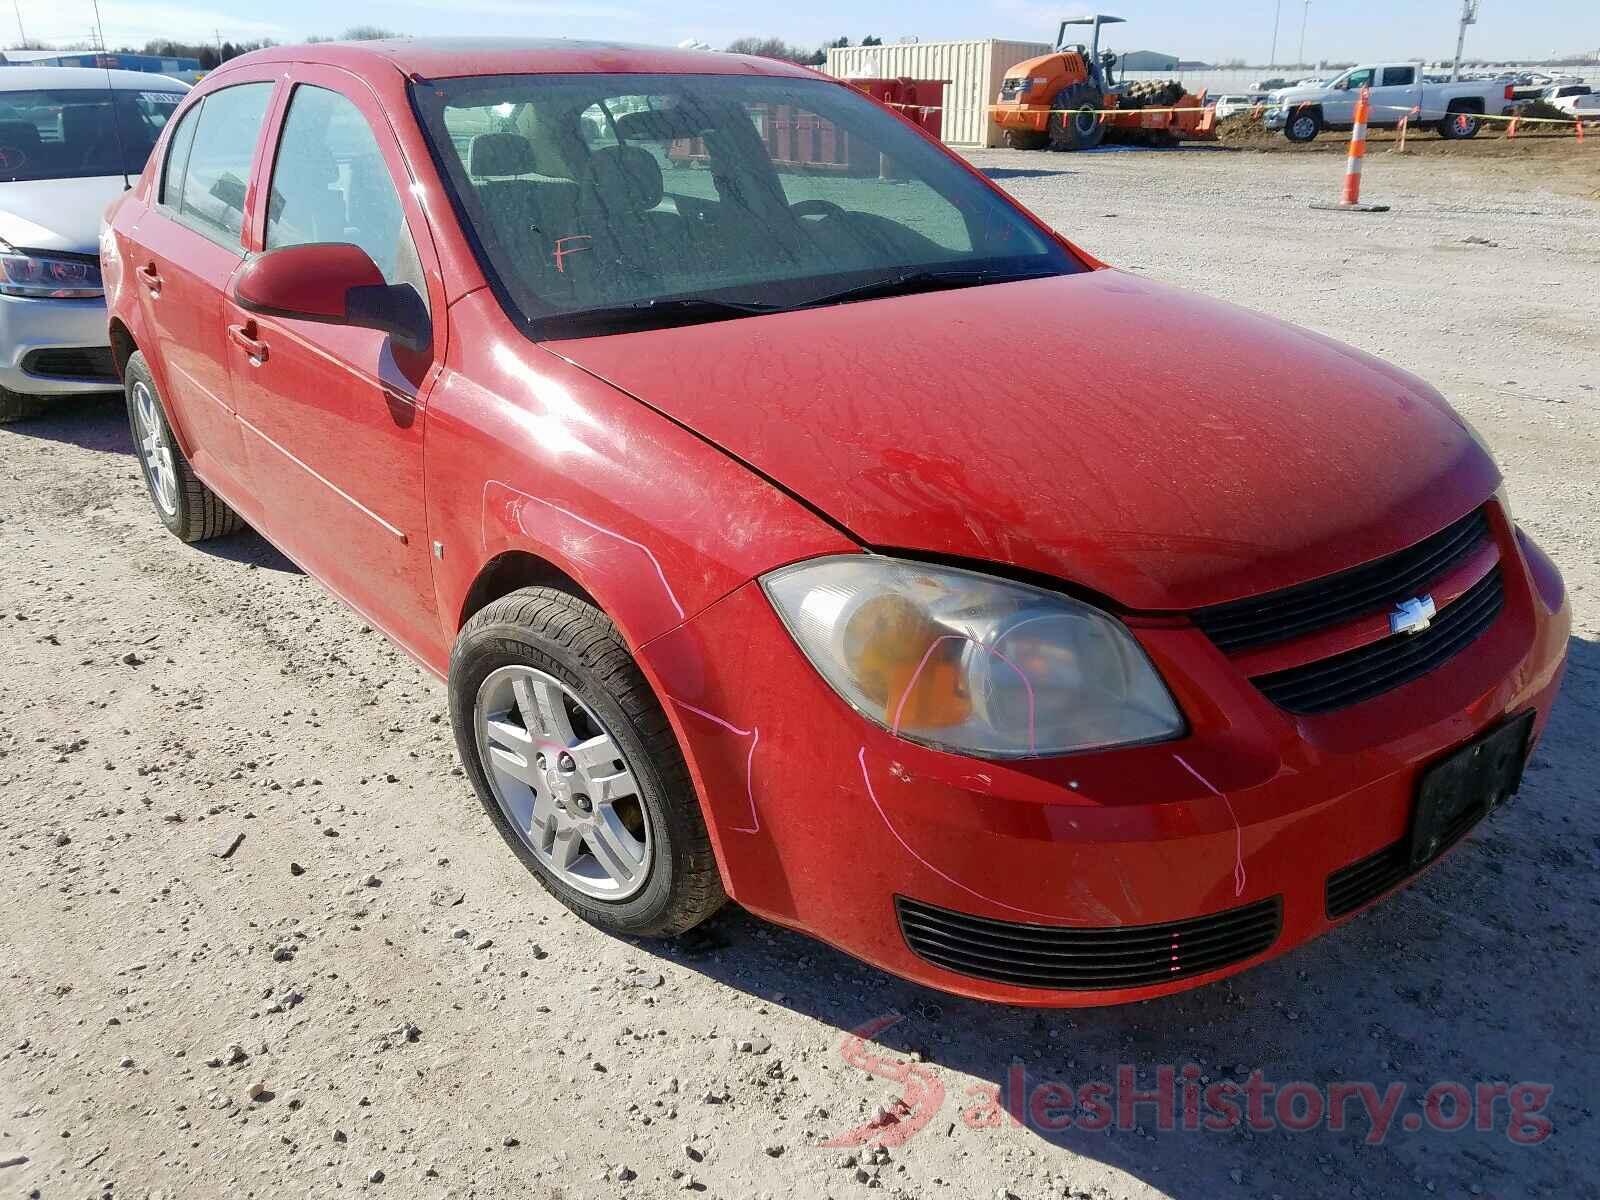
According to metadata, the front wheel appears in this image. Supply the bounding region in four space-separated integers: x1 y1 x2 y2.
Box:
1285 109 1322 142
450 587 726 937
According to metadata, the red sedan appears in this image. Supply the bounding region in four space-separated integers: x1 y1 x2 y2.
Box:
101 39 1569 1006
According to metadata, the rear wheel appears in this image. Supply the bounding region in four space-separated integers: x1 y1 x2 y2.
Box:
124 351 243 543
1438 106 1482 139
1048 83 1106 151
0 386 49 424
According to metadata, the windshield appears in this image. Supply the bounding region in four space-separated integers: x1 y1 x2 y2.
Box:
412 73 1082 336
0 87 184 183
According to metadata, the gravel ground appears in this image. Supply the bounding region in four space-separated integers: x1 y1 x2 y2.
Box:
1 147 1596 1200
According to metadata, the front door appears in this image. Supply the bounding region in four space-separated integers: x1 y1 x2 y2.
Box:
1323 67 1375 125
131 78 277 507
225 67 445 663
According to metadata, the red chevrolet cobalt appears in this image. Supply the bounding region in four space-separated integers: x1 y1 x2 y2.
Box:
102 39 1569 1006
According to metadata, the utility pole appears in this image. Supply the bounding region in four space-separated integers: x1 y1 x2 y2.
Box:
1450 0 1480 82
12 0 25 45
1297 0 1310 67
1269 0 1282 68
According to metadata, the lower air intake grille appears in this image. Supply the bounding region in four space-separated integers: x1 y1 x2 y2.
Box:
22 347 117 381
1325 843 1411 918
1252 567 1504 715
896 894 1282 991
1326 802 1488 918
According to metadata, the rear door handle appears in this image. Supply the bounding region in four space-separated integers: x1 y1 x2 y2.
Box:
137 263 161 295
227 321 269 366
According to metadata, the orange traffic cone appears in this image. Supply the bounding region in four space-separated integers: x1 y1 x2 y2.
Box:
1311 86 1389 212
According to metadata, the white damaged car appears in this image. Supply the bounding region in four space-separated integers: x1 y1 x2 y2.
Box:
0 66 186 422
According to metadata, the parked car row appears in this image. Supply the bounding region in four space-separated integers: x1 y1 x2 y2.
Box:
1534 83 1599 117
3 39 1571 1007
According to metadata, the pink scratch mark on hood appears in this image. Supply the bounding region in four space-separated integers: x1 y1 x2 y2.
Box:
858 746 1114 924
669 696 760 834
1173 752 1246 898
888 634 1037 753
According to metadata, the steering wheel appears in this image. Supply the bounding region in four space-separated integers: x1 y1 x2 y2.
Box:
790 198 848 222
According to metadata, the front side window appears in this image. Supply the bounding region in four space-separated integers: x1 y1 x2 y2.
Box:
0 87 184 182
413 73 1080 337
172 82 273 245
266 84 427 304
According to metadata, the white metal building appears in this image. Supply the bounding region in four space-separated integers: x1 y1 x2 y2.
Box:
826 39 1051 148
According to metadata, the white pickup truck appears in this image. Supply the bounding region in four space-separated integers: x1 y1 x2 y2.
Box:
1266 64 1515 142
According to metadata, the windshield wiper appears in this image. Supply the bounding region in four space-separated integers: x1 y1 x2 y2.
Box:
794 267 1059 310
544 295 781 334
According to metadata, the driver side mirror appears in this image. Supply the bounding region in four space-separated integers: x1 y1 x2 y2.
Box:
233 242 432 354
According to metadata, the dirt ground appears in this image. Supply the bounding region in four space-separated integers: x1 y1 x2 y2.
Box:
2 147 1597 1200
1212 112 1600 199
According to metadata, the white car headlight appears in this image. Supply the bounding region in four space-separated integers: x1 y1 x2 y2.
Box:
0 248 104 299
762 556 1183 758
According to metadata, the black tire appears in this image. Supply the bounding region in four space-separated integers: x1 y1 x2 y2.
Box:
124 350 243 542
449 586 727 938
0 386 49 424
1438 106 1482 139
1048 83 1106 151
1285 107 1322 142
1001 127 1048 150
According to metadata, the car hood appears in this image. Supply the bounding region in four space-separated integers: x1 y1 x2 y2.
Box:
547 271 1498 611
0 175 126 254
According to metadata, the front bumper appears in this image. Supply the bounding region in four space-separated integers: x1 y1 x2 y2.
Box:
638 508 1570 1007
0 293 118 397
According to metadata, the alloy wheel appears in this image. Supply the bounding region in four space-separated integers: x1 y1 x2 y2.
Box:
473 664 652 900
133 380 178 516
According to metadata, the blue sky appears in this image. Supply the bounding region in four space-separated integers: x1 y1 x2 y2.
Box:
16 0 1600 66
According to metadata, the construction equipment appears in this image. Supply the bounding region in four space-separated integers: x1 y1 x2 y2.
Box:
991 14 1216 151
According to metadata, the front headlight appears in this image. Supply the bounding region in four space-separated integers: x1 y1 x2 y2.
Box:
762 556 1183 758
0 249 104 299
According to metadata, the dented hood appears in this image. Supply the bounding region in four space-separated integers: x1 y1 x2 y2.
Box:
548 271 1498 611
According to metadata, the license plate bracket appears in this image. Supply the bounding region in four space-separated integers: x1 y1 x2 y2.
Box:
1409 710 1535 869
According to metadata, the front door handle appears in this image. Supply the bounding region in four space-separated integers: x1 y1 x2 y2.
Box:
227 321 269 366
137 263 162 295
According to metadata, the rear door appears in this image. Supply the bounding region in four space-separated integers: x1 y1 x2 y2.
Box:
1374 65 1420 125
130 73 279 508
224 65 446 662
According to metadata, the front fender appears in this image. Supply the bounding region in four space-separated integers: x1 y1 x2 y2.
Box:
425 291 855 657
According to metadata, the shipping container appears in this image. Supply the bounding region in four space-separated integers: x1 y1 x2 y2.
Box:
826 39 1050 148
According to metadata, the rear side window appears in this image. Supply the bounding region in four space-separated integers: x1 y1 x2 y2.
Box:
265 84 428 306
166 82 273 246
1381 67 1416 87
159 102 199 207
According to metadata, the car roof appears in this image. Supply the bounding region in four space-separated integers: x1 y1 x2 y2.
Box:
0 65 189 92
208 37 820 84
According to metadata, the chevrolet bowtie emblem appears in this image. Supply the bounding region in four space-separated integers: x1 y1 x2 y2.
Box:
1389 595 1437 636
